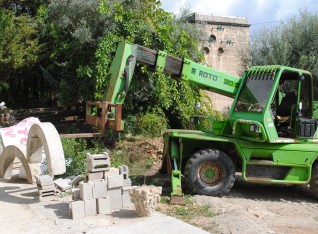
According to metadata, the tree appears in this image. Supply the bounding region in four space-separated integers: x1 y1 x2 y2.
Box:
96 0 207 128
0 0 48 16
45 0 112 104
0 8 45 107
248 10 318 77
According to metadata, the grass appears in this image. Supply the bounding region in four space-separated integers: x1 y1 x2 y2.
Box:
157 195 219 233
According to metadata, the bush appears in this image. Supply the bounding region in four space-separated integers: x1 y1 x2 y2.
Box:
62 138 88 176
135 109 168 137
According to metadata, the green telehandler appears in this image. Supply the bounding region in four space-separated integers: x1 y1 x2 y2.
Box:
87 42 318 203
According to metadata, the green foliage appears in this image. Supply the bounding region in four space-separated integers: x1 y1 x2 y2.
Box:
62 138 88 176
0 8 45 107
45 0 111 105
135 109 168 137
96 0 206 129
248 10 318 77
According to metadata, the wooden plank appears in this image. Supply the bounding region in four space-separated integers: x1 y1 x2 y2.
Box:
59 133 104 138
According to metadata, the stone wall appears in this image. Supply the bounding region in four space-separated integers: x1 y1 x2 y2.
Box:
187 13 250 115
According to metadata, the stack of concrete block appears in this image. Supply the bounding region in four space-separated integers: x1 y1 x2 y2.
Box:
69 162 134 219
86 152 110 182
129 185 162 217
36 175 56 198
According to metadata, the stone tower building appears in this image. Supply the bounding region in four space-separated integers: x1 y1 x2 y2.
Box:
187 13 250 114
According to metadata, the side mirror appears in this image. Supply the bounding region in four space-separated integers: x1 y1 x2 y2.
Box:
299 101 303 111
299 74 305 81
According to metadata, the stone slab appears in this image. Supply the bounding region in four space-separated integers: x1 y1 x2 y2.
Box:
54 178 71 191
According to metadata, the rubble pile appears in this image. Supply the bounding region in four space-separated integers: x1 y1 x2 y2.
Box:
130 185 162 217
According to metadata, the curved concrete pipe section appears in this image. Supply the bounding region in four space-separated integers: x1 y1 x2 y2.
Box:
27 122 66 176
0 144 33 183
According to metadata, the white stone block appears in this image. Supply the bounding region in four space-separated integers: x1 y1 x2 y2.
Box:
87 171 104 181
97 196 111 215
108 188 122 211
84 199 97 217
107 174 123 189
72 188 80 200
103 168 119 178
79 181 93 200
69 200 85 219
54 178 71 191
122 193 134 209
93 180 107 199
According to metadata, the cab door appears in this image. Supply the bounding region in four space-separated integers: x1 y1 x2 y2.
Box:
294 74 317 138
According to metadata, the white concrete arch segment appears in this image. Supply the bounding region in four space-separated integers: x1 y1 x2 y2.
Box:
0 144 33 183
27 122 66 176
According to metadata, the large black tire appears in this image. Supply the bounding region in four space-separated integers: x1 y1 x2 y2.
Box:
185 148 235 196
310 162 318 199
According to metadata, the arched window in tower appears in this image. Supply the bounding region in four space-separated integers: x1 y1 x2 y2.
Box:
218 47 224 56
208 35 216 43
203 47 210 54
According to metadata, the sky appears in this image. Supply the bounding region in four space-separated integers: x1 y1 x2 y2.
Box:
160 0 318 35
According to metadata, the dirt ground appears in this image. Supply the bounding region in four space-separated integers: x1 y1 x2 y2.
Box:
193 177 318 234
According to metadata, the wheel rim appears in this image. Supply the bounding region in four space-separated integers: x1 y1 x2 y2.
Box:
199 162 223 186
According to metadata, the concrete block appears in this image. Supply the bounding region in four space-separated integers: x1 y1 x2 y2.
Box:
87 171 104 181
69 200 85 219
93 180 107 199
72 188 80 200
87 161 110 172
86 152 110 172
37 184 55 191
86 152 109 161
35 175 53 186
122 193 134 208
119 165 129 180
107 174 123 189
79 181 93 200
103 167 119 178
38 189 56 197
71 175 84 186
54 178 71 191
108 187 122 211
96 196 111 215
84 199 97 217
123 178 132 188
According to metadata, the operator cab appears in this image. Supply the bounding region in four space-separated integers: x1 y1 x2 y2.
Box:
272 71 314 138
232 66 318 141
